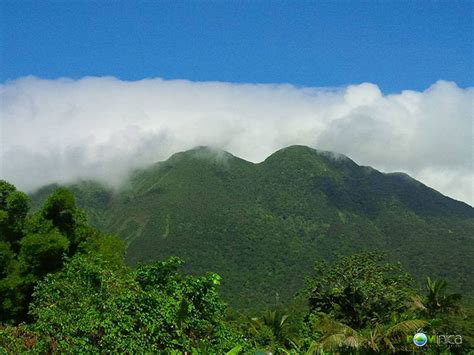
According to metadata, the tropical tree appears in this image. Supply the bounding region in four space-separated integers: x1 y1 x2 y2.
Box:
27 255 242 352
40 188 90 253
261 310 292 345
363 316 427 352
234 309 297 352
310 312 364 352
299 252 436 353
425 277 462 317
0 242 14 279
306 252 416 329
309 312 427 353
0 182 123 324
18 229 69 277
0 180 30 251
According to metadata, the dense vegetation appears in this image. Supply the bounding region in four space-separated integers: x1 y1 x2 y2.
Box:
2 169 473 352
1 181 241 352
31 146 474 310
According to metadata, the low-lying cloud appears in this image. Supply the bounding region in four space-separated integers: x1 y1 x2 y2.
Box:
0 76 472 205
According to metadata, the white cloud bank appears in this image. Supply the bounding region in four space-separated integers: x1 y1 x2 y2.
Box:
0 76 473 205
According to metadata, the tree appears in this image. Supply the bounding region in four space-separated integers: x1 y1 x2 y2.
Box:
41 188 89 252
425 277 462 317
261 310 291 345
309 312 426 353
0 184 30 250
0 242 14 279
0 242 27 323
0 180 16 209
0 241 26 323
306 252 415 329
363 315 427 353
18 230 69 278
0 182 122 325
299 252 434 353
28 255 242 352
240 309 294 351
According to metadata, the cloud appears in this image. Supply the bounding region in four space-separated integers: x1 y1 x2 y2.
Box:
0 76 472 205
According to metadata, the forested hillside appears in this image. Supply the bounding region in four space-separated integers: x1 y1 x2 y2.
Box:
2 178 473 352
31 146 474 310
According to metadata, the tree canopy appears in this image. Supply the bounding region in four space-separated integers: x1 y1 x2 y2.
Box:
0 180 472 353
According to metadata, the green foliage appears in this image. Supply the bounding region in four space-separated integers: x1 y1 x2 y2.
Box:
0 181 122 324
2 142 473 353
301 252 427 352
77 229 126 266
231 255 472 353
41 188 89 250
18 230 69 277
0 242 14 278
308 312 427 353
306 251 415 328
41 188 76 233
0 180 16 209
1 181 243 352
0 241 27 323
260 310 291 345
29 146 474 310
0 260 28 324
25 255 240 352
0 180 30 250
236 309 297 352
425 276 462 317
299 253 473 353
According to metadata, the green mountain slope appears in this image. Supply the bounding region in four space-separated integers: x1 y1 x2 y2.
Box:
31 146 474 309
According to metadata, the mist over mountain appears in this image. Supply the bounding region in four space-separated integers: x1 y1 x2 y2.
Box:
2 77 473 205
31 146 474 310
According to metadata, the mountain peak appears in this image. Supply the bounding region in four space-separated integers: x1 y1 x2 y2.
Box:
261 145 360 174
263 145 320 163
166 146 236 164
29 144 474 310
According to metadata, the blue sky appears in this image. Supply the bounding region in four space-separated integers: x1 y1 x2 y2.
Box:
1 1 472 93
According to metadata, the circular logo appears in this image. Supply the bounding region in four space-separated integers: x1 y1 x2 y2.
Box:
413 332 428 346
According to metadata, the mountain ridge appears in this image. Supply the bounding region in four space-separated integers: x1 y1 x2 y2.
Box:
30 145 474 309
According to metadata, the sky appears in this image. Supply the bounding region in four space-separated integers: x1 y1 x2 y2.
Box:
0 1 473 205
1 1 473 92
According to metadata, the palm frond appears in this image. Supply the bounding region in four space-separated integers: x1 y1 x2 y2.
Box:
312 312 357 335
386 319 427 337
313 313 363 351
409 295 427 311
318 333 363 351
280 314 289 327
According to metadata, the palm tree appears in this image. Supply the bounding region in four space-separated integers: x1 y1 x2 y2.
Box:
425 277 462 316
311 312 427 353
277 340 320 355
364 317 427 352
261 310 291 344
245 310 295 351
312 313 364 352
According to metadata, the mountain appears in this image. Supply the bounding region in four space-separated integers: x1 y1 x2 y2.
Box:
31 146 474 309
